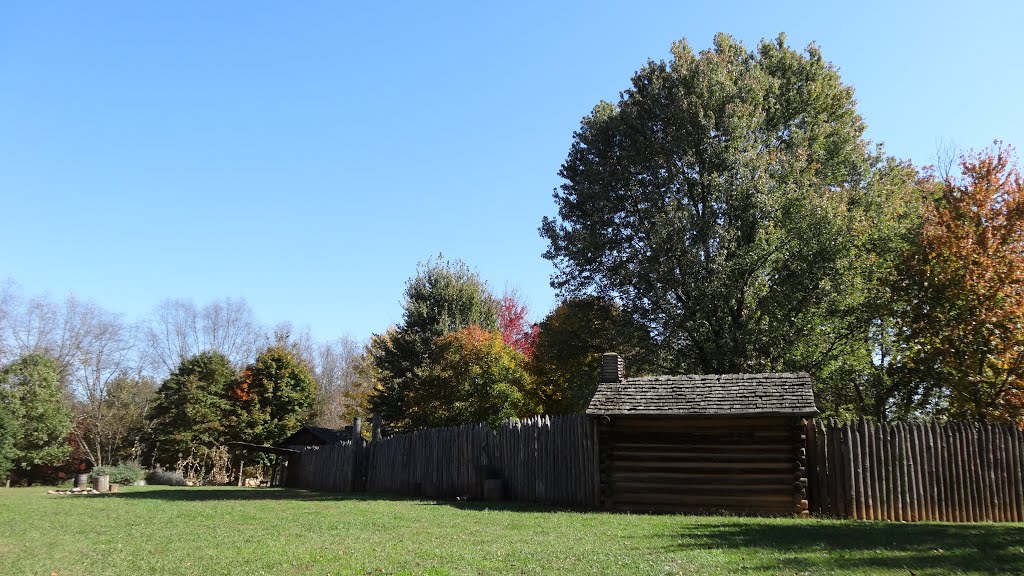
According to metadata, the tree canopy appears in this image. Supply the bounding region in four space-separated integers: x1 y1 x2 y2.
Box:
145 351 235 466
370 257 501 432
541 33 920 395
893 144 1024 422
529 297 654 414
229 345 318 446
412 326 535 428
0 353 72 483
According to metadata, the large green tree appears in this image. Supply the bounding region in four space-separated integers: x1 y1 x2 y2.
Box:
529 297 655 414
0 353 72 484
145 351 235 466
228 345 318 445
0 405 16 483
541 34 920 400
370 257 500 432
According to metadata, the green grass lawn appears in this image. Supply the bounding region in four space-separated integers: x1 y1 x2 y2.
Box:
1 486 1022 575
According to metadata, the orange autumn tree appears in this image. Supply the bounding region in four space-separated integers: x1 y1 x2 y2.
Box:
899 144 1024 422
408 326 536 428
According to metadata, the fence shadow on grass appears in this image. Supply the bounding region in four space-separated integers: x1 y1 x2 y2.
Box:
666 520 1024 574
113 487 407 503
114 486 587 513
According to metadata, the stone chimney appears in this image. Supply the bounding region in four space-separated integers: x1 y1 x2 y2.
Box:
600 352 625 383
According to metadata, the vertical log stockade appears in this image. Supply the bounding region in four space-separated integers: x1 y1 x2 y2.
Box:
287 414 1022 521
807 419 1024 522
289 413 600 508
283 353 1022 522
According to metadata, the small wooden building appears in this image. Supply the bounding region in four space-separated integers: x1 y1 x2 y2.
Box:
276 425 353 451
587 353 817 515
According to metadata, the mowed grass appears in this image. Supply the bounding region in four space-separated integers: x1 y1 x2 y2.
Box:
2 486 1023 575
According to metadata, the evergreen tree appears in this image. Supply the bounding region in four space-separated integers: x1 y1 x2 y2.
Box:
370 257 499 432
0 353 72 484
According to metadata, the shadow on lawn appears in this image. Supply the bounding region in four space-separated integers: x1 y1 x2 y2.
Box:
114 487 405 503
114 486 578 512
666 520 1024 574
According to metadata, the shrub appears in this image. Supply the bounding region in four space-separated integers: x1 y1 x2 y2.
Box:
145 469 187 486
89 463 144 485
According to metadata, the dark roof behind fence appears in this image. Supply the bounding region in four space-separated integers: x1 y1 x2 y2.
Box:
276 425 352 447
586 372 818 416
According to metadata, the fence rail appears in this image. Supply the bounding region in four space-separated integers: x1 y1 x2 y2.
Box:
808 419 1024 522
290 413 598 507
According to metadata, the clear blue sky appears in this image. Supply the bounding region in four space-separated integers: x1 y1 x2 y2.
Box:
2 1 1022 343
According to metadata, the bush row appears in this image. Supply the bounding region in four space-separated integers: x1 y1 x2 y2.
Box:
88 464 187 487
89 463 144 485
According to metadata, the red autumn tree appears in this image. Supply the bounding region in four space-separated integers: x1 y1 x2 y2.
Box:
899 143 1024 422
498 287 538 358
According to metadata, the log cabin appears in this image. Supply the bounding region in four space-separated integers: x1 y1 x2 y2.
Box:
587 353 817 515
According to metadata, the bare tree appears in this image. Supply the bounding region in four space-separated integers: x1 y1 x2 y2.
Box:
272 322 316 368
0 287 150 465
201 298 266 367
73 375 156 467
0 279 18 362
934 138 961 182
311 335 372 429
1 291 124 386
69 312 144 466
143 297 266 376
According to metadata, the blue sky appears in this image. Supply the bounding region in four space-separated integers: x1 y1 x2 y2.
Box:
2 1 1022 343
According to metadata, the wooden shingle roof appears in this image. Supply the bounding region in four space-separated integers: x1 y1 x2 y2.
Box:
586 372 818 416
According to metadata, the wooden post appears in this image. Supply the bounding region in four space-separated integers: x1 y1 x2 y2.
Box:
959 423 973 522
889 423 902 522
837 420 851 519
371 413 382 443
996 425 1009 522
937 421 951 521
351 417 364 492
984 423 996 521
1012 425 1024 522
945 423 960 522
237 458 245 487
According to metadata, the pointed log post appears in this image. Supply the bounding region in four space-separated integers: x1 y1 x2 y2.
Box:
372 413 382 443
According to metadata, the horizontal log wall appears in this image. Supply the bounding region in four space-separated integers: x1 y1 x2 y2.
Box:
808 419 1024 522
598 415 805 515
290 413 599 508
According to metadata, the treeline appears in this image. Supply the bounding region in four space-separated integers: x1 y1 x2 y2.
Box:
0 287 370 485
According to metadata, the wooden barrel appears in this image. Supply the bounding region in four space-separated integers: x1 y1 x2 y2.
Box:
74 473 89 488
92 475 109 492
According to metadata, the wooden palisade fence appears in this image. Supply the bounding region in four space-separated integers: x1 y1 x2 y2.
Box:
808 419 1024 522
290 414 1024 521
290 413 599 508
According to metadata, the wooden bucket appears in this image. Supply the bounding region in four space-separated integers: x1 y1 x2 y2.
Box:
92 475 110 493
